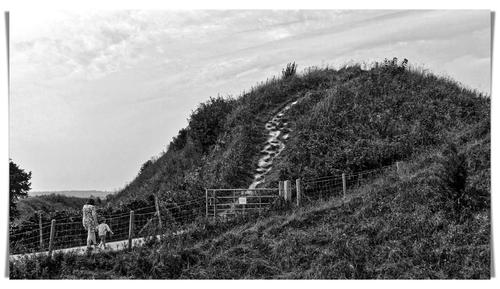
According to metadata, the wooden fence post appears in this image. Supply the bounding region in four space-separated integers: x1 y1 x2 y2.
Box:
39 212 44 250
279 181 284 198
154 194 162 231
205 189 208 218
284 180 291 201
213 190 217 218
396 161 401 176
296 179 302 206
48 219 55 256
342 173 347 198
128 210 134 251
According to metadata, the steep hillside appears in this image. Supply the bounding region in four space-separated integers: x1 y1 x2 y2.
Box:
109 59 489 206
10 147 490 278
10 58 490 279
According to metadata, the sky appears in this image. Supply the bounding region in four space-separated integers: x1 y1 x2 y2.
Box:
9 10 491 192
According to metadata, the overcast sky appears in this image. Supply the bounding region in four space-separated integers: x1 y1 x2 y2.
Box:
9 10 491 192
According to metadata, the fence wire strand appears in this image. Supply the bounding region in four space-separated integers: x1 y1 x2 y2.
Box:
301 164 396 201
10 164 397 255
10 195 208 255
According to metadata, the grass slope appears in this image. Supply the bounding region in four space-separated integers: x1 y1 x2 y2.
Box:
109 59 489 207
10 152 490 279
10 58 490 279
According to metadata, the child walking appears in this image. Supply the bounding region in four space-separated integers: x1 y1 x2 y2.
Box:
97 218 114 249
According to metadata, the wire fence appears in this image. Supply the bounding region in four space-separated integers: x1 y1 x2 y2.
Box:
9 196 207 255
9 163 399 256
301 164 397 203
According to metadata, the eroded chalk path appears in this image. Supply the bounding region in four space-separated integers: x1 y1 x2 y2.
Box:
248 100 299 189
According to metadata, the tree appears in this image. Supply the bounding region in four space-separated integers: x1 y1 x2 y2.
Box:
9 159 31 221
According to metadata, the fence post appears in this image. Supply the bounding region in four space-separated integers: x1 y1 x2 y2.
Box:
279 181 284 198
39 211 44 250
342 173 347 198
259 195 262 214
396 161 401 176
205 189 208 218
48 219 55 256
296 179 302 206
284 180 291 201
154 194 162 231
128 210 134 251
213 190 217 218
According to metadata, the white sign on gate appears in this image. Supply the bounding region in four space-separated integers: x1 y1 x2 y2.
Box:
238 197 247 205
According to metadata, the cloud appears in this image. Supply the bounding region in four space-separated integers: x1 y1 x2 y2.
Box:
12 11 149 81
9 10 491 191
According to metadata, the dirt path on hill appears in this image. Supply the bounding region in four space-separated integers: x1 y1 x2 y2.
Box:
248 99 299 189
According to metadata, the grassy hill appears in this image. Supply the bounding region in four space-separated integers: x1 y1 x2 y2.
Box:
108 59 488 205
17 195 88 217
12 191 112 225
13 194 107 227
10 58 490 279
10 155 490 278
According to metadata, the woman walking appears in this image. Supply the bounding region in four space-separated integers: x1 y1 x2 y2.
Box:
82 198 98 251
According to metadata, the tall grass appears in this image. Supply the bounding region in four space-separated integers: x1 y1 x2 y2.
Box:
10 151 490 278
10 59 490 279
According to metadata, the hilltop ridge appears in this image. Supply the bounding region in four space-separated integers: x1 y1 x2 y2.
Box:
110 58 489 205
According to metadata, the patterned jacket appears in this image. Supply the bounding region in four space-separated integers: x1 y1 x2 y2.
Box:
82 204 98 230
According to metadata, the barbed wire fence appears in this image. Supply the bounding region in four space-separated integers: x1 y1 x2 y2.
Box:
9 162 402 257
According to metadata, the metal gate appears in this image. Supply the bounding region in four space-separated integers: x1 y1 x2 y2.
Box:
205 188 279 218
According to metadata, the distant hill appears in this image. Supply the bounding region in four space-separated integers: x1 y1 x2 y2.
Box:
30 190 112 199
15 191 114 224
14 191 113 224
17 194 86 215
